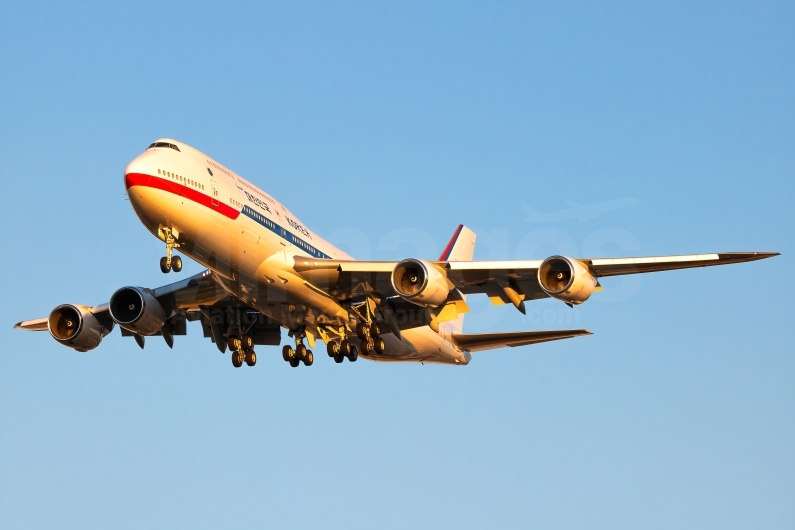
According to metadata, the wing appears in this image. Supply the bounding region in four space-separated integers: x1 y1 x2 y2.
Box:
293 251 779 305
447 252 779 304
14 270 242 348
582 252 779 277
452 329 592 352
14 317 49 331
15 270 229 331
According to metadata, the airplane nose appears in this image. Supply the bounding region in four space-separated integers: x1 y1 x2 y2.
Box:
124 152 168 233
124 154 154 188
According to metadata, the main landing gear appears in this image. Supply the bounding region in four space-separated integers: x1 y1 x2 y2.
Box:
159 226 182 273
228 333 256 368
346 296 389 357
282 330 313 368
319 312 386 364
354 320 386 356
326 339 358 363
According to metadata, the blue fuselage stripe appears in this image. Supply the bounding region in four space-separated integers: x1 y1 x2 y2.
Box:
241 206 331 259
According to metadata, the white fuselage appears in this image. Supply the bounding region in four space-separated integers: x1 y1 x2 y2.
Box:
124 139 469 365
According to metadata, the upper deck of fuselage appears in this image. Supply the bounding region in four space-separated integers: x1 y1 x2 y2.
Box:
124 138 352 260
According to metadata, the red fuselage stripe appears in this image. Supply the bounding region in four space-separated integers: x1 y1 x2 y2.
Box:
125 173 240 220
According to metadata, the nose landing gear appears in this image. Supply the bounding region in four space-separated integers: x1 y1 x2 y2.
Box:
158 227 182 273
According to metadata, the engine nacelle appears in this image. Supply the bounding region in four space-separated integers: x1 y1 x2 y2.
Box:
48 304 110 352
538 255 597 304
391 258 451 308
109 286 166 335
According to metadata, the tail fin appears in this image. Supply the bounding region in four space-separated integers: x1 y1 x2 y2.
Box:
439 224 476 262
438 225 476 334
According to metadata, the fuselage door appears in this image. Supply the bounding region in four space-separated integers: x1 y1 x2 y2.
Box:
210 180 219 206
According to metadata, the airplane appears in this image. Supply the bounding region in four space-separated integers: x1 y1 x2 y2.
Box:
522 198 639 223
14 139 779 368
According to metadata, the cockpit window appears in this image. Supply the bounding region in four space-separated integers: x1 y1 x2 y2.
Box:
148 142 181 152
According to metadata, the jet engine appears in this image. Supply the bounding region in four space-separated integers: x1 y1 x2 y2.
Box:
109 286 166 335
391 259 451 308
48 304 111 352
538 255 597 304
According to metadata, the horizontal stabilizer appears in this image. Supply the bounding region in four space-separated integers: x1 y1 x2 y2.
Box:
14 317 49 331
452 329 592 352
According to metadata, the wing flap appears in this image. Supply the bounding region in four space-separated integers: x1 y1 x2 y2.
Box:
452 329 592 352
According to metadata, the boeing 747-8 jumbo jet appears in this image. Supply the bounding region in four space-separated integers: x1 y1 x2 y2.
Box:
14 139 778 368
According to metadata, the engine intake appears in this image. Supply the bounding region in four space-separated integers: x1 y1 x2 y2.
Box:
48 304 110 352
538 255 597 304
109 287 166 335
391 259 451 308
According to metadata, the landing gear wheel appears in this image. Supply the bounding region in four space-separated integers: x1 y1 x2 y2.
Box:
282 345 295 362
303 350 314 366
340 340 351 356
289 358 300 368
232 351 243 368
374 337 386 355
241 334 254 350
347 345 359 362
333 354 344 363
296 344 307 362
172 255 183 272
356 323 367 340
362 340 374 355
370 322 382 337
245 350 257 366
227 335 241 351
327 341 340 357
160 257 171 273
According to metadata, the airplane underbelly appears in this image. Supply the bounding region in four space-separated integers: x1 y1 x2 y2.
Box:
357 327 470 365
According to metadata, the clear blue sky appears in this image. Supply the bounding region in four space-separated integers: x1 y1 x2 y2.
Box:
1 1 792 528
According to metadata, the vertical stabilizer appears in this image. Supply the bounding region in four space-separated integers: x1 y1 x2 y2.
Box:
439 225 476 334
438 224 476 262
